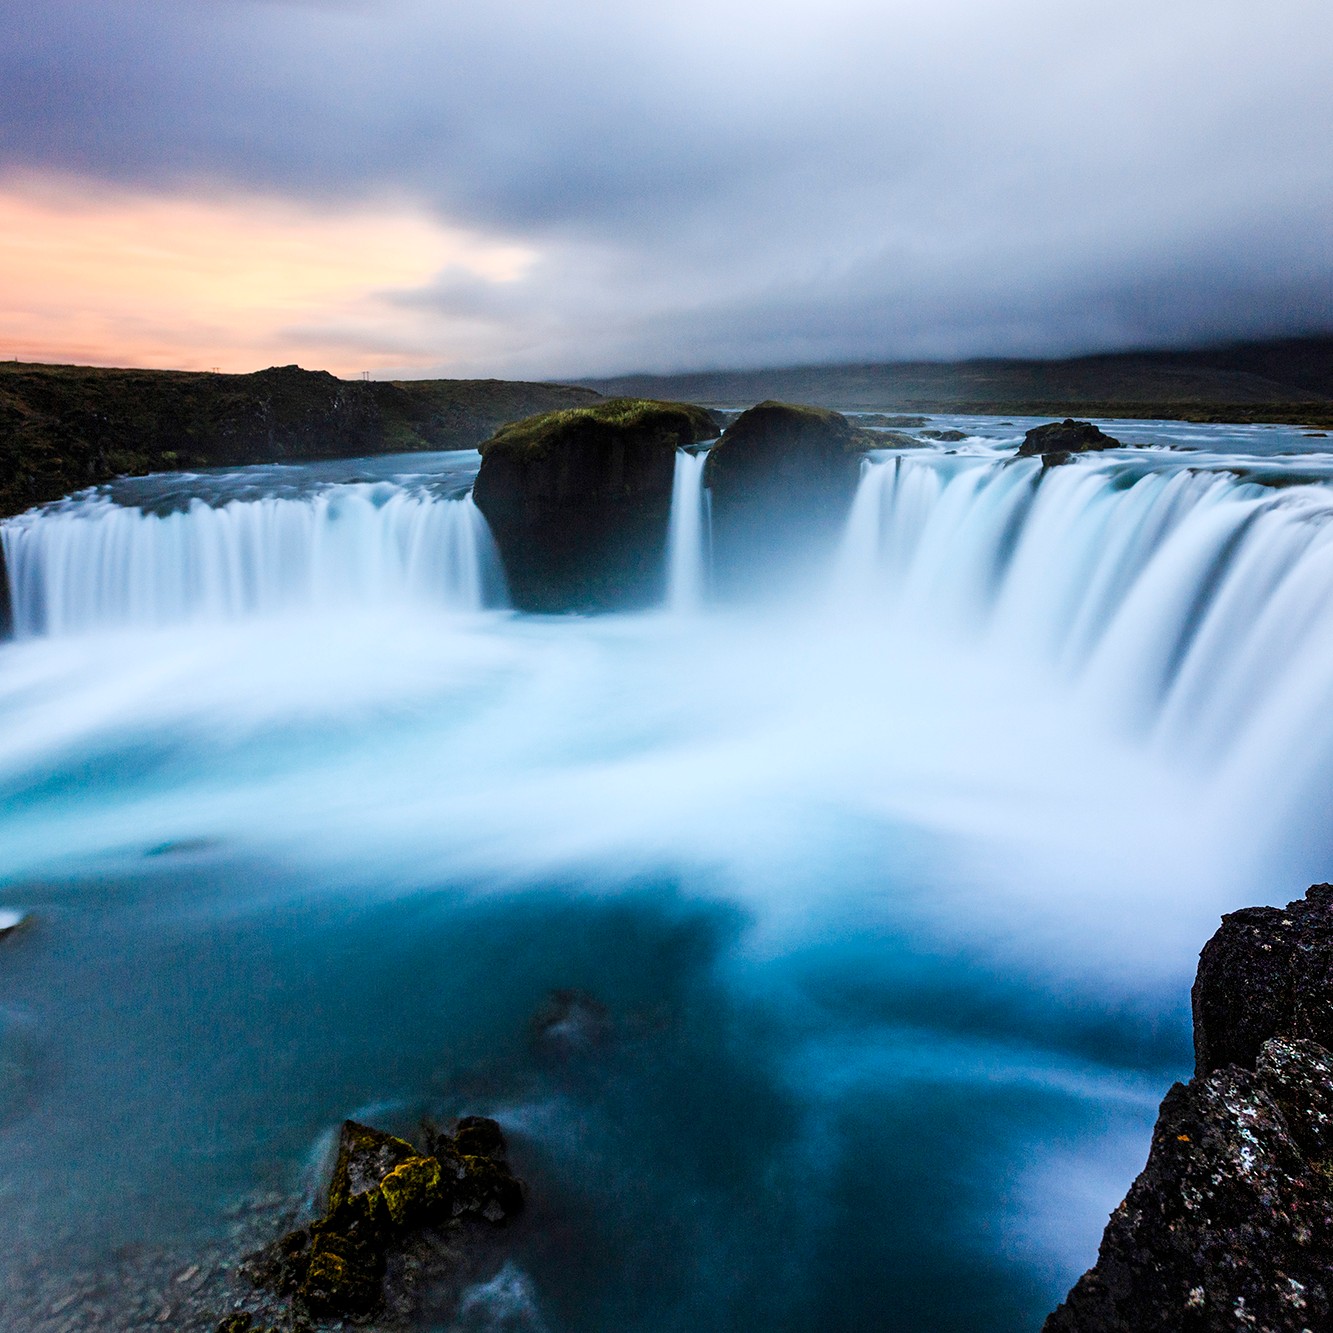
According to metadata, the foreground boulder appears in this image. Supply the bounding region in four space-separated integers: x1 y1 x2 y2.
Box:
245 1116 523 1322
471 398 717 611
702 401 871 596
1017 418 1122 464
1045 884 1333 1332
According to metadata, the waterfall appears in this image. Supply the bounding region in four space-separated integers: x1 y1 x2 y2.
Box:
665 448 710 612
0 483 508 637
836 454 1333 787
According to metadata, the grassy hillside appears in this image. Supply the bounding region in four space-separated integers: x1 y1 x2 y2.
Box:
0 362 601 519
578 336 1333 425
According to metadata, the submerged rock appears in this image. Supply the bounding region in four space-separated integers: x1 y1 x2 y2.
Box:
246 1116 523 1323
703 400 872 596
1046 883 1333 1332
472 398 716 611
1016 418 1122 460
530 988 614 1060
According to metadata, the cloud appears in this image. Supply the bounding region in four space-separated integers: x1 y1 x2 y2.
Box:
0 0 1330 375
0 172 534 372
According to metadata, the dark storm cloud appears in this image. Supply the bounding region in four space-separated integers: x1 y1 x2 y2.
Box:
2 0 1331 375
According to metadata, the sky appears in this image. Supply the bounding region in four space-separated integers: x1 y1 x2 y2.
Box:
1 0 1330 379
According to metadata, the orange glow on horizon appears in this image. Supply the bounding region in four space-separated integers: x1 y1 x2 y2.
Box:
0 174 537 375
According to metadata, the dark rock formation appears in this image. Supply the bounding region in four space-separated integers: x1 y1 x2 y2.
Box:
1016 418 1122 461
471 397 717 611
919 428 968 442
246 1116 523 1323
0 360 601 520
702 401 872 597
1193 883 1333 1077
1046 883 1333 1332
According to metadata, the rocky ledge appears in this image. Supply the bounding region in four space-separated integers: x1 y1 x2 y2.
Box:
1046 884 1333 1332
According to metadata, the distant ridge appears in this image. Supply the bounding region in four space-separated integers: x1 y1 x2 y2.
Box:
574 336 1333 422
0 362 600 519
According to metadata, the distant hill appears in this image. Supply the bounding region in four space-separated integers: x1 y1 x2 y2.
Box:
576 336 1333 422
0 362 601 519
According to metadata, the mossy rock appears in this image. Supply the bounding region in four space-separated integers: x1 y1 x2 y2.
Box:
479 397 716 467
249 1116 523 1322
703 401 873 597
473 397 717 611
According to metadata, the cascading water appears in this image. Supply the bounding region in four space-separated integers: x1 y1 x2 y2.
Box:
5 421 1333 1333
665 447 710 611
0 482 506 636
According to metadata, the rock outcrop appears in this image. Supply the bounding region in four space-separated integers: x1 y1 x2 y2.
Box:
1017 418 1122 465
244 1116 523 1324
702 401 872 596
1192 883 1333 1077
1045 884 1333 1332
471 397 717 611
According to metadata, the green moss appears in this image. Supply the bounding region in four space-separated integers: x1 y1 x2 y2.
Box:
479 397 716 460
379 1154 444 1227
249 1115 523 1323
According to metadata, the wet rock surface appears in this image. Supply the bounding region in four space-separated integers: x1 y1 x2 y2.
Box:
243 1116 524 1325
1046 883 1333 1332
472 397 716 611
1193 882 1333 1077
1016 418 1122 461
703 400 873 596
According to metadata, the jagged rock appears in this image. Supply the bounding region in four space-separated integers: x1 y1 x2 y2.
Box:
247 1117 523 1322
1044 1037 1333 1332
471 398 716 611
1193 883 1333 1077
1016 418 1121 460
1046 883 1333 1331
702 400 872 596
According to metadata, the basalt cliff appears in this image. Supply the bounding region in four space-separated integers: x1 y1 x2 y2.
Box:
1046 884 1333 1332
